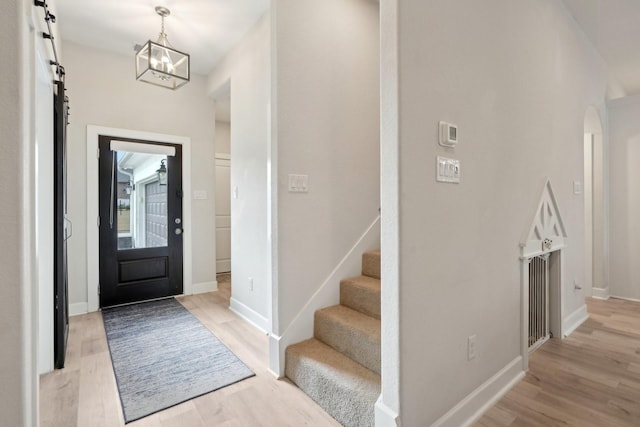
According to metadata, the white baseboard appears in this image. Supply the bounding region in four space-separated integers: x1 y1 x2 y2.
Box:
375 396 400 427
592 287 610 300
563 304 589 337
270 216 381 377
610 295 640 303
268 334 283 378
192 281 218 295
69 302 88 316
229 297 269 333
216 260 231 273
432 356 524 427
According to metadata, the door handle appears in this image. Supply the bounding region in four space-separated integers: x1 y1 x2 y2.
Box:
64 217 73 241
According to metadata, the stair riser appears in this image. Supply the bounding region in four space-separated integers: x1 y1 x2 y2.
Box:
340 280 381 319
314 312 380 375
362 251 380 279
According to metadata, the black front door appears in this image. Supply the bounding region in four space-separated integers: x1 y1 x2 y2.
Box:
98 135 183 307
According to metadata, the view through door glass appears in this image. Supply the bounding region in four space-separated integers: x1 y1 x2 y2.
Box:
116 151 169 250
99 136 183 307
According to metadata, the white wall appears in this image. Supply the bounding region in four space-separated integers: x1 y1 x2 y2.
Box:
35 48 54 374
584 106 607 299
0 1 28 424
0 0 44 424
207 14 271 330
379 0 401 420
215 121 231 154
608 94 640 300
62 41 216 308
592 131 606 293
383 0 607 424
272 0 380 336
584 133 593 295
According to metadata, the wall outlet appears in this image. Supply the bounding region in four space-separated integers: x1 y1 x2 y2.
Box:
468 335 477 361
249 277 254 291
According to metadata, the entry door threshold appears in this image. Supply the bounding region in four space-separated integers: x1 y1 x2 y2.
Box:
100 295 180 310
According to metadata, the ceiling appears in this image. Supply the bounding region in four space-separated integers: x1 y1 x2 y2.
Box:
55 0 269 76
562 0 640 97
55 1 640 98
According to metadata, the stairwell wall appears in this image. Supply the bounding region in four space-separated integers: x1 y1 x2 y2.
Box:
271 0 380 337
207 14 271 331
383 0 608 424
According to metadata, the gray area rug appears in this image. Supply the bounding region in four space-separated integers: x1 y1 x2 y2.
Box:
102 298 254 423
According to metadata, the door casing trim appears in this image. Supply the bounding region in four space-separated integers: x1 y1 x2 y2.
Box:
86 125 192 313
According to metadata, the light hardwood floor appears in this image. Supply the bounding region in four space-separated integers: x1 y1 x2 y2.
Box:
39 275 340 427
476 297 640 427
40 289 640 427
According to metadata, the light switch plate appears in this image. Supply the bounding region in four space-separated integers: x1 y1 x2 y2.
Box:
193 190 207 200
573 181 582 195
436 156 461 183
288 174 309 193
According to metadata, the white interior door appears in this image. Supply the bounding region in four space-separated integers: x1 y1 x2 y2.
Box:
215 155 231 273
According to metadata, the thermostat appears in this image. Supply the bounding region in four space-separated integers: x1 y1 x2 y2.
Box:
439 121 458 147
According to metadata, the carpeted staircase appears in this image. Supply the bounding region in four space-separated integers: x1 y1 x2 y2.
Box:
285 250 381 427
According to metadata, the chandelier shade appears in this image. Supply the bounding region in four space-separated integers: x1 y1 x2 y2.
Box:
135 6 190 90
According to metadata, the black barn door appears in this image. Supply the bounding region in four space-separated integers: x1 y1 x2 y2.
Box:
98 136 183 307
53 80 69 369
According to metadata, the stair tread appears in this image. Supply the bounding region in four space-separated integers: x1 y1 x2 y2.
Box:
287 338 381 385
316 305 380 339
314 305 381 374
286 338 380 427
